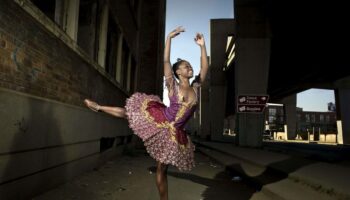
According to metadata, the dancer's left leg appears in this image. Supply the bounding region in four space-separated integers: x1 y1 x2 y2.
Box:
99 105 127 119
84 99 127 119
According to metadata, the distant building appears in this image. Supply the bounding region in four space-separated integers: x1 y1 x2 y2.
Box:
265 104 337 139
297 110 337 135
328 102 336 112
265 104 285 132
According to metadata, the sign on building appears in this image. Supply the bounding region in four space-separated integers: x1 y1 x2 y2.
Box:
237 95 269 113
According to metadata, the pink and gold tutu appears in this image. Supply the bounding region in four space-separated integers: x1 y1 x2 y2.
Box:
124 75 200 171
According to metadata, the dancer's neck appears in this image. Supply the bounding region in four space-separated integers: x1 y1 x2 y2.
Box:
178 78 190 88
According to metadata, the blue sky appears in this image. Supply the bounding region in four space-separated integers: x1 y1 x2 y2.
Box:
165 0 233 75
297 89 335 112
164 0 334 111
163 0 233 105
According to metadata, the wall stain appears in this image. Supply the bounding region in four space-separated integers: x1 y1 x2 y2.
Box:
14 117 28 133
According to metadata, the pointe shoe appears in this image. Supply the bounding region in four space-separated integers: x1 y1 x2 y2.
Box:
84 99 100 112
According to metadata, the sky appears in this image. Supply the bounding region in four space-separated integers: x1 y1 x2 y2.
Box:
297 89 335 112
164 0 335 111
165 0 234 70
163 0 234 106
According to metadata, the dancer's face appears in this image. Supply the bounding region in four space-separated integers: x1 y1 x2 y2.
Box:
176 61 193 79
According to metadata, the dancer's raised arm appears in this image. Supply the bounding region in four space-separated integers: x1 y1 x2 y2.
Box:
194 33 208 84
164 26 185 78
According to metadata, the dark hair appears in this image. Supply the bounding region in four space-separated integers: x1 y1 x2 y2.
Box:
172 58 184 79
191 73 201 86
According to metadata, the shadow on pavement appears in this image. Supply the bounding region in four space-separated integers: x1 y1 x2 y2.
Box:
148 166 255 200
226 156 316 190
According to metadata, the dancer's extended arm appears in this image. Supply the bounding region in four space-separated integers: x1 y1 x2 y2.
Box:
164 26 185 77
194 33 208 83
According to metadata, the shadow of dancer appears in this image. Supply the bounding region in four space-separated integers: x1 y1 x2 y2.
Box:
148 166 255 200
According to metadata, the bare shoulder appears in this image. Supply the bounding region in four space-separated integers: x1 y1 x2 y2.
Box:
191 82 201 88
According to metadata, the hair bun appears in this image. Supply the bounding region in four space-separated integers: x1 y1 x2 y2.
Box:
176 58 182 62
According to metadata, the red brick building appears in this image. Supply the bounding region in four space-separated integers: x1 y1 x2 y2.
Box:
0 0 165 198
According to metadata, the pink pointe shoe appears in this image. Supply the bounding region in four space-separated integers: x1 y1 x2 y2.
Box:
84 99 100 112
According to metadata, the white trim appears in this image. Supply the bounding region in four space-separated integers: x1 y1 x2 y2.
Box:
97 2 109 68
12 0 130 96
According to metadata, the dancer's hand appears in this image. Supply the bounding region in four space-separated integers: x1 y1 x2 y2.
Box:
167 26 185 39
194 33 205 46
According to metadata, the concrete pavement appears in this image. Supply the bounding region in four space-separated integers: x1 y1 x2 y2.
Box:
32 139 350 200
194 140 350 200
33 148 256 200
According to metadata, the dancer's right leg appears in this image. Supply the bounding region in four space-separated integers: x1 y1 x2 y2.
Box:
156 162 169 200
84 99 127 119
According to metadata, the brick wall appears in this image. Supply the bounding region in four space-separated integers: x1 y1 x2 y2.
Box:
0 0 128 107
0 0 165 198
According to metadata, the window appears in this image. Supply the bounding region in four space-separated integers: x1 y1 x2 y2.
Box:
297 114 301 121
311 114 315 123
126 55 136 92
31 0 80 40
105 16 121 77
277 115 284 124
121 40 130 87
326 115 330 123
269 108 277 116
268 108 277 124
77 0 98 59
129 0 140 23
320 114 324 123
129 58 136 92
306 114 310 122
130 0 139 13
31 0 56 22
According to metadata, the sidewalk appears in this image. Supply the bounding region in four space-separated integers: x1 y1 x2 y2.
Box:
33 148 256 200
193 139 350 200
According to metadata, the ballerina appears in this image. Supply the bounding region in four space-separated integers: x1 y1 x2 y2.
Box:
84 26 208 200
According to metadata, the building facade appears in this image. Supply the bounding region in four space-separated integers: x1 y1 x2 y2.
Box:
265 105 337 141
0 0 165 198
